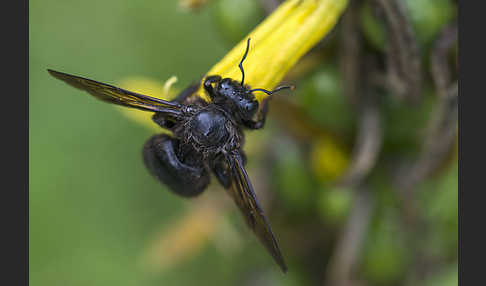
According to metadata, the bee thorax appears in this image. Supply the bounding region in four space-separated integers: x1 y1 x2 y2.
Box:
189 109 229 146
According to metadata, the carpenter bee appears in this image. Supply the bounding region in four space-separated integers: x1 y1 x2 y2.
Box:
48 38 293 273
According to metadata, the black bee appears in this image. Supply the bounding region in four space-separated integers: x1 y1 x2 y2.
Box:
48 38 293 272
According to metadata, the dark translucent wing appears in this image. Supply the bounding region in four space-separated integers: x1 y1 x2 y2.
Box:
226 152 288 273
48 69 182 115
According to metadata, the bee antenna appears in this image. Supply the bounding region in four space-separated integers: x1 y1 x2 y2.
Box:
239 38 251 86
249 84 295 96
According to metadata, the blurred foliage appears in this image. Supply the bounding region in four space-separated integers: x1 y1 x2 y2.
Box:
31 0 458 285
361 0 456 51
381 87 438 155
317 187 353 225
211 0 266 45
361 208 410 285
295 66 356 135
273 140 318 214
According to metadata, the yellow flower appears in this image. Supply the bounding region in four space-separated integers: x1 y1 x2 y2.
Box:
197 0 349 102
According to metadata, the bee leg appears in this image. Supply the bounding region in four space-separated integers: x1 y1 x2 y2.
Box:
243 97 271 130
210 155 232 189
143 134 210 197
203 75 222 97
211 151 247 189
172 82 199 104
151 113 177 129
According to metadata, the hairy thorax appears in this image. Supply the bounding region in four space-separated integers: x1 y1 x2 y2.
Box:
176 104 242 156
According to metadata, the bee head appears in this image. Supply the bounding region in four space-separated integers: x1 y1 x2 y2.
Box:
206 38 294 122
213 78 259 121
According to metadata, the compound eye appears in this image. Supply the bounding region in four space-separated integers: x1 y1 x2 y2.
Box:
220 78 232 89
239 100 258 120
245 101 258 112
217 78 236 96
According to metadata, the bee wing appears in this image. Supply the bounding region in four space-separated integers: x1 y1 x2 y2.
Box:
48 69 183 115
226 152 287 273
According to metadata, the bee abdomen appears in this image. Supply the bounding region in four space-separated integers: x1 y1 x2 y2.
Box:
143 134 209 197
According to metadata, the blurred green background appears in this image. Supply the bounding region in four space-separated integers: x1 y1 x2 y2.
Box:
30 0 238 285
30 0 458 285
